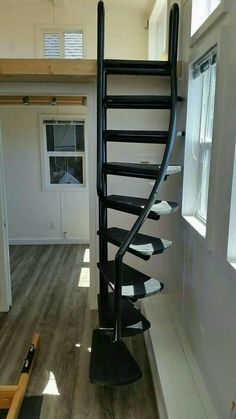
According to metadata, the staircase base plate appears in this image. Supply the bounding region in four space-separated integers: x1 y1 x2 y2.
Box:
89 329 142 386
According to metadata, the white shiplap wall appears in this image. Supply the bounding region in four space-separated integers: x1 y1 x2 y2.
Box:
147 1 236 418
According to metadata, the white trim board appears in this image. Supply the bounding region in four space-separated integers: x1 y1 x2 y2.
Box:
9 239 89 245
142 294 219 419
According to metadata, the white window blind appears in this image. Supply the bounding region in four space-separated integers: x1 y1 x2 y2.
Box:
43 31 83 59
64 32 83 58
44 33 61 58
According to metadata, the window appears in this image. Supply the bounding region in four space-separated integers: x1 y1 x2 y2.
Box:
182 47 217 235
191 0 221 35
227 142 236 268
194 52 217 222
43 30 83 58
41 119 86 191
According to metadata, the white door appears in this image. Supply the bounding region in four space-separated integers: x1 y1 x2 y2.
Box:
0 124 12 311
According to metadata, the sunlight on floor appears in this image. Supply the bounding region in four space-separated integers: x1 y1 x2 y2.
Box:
75 343 81 348
78 267 90 287
83 248 90 263
87 347 91 352
43 371 60 396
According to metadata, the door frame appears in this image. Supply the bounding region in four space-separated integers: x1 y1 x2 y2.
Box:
0 122 12 311
0 81 98 311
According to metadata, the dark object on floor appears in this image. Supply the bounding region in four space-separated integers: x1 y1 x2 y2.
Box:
0 396 43 419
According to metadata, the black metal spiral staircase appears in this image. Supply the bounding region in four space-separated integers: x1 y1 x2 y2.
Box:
89 0 181 386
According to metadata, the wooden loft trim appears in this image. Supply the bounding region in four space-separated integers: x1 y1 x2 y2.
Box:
0 59 97 82
0 95 86 106
0 59 182 82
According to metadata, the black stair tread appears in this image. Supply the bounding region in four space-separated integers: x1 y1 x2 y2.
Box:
98 293 150 336
102 195 179 219
105 95 183 109
98 261 164 299
105 130 169 144
98 227 172 260
89 329 142 385
103 162 181 179
104 59 171 75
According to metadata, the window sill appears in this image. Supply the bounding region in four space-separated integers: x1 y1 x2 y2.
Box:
190 0 229 48
43 185 87 192
183 215 206 238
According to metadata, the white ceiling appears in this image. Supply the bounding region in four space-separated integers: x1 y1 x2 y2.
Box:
0 0 154 14
78 0 154 13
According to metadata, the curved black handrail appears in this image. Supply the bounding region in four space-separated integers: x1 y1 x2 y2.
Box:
97 0 105 197
113 4 179 341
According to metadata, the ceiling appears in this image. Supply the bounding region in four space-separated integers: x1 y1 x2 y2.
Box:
0 0 154 14
78 0 154 13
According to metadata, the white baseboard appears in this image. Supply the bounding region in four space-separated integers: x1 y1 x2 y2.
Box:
0 302 9 312
142 294 219 419
9 238 89 245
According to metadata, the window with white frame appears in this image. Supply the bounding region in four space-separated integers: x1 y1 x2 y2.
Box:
182 47 217 234
41 119 86 191
191 0 221 35
227 142 236 268
43 30 83 58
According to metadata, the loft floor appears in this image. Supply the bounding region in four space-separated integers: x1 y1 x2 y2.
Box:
0 245 158 419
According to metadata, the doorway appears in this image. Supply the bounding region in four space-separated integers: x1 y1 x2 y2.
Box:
0 86 98 311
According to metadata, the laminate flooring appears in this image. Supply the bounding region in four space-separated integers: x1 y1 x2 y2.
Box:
0 245 158 419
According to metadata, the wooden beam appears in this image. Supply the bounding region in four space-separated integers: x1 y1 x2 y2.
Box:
0 95 87 106
0 59 97 82
0 386 18 409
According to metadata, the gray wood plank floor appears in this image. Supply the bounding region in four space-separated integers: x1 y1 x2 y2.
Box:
0 245 158 419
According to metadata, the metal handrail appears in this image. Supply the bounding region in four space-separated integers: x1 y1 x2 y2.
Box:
97 1 109 295
97 0 105 197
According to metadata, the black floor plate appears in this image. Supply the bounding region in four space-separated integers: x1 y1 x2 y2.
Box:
89 329 142 385
98 227 172 260
98 261 164 299
98 293 150 337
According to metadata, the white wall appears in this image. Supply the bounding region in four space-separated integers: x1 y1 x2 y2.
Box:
0 104 89 243
0 0 148 59
152 1 236 418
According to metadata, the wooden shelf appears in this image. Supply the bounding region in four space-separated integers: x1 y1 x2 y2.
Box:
0 59 97 82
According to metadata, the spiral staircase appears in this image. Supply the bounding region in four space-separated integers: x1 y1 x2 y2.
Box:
89 0 182 386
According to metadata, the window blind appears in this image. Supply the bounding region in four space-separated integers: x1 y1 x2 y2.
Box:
43 31 83 59
64 32 83 58
44 33 61 58
192 46 217 78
